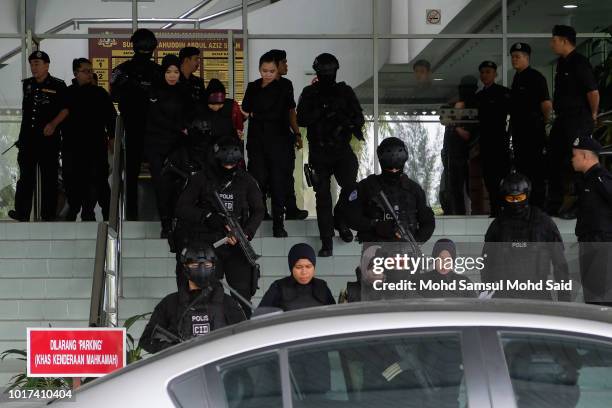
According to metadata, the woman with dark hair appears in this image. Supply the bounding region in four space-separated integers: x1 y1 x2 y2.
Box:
241 51 296 237
145 54 192 237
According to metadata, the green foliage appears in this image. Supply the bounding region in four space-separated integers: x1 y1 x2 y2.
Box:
1 313 152 391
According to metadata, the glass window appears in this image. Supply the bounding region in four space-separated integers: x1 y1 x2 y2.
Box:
248 0 373 35
500 332 612 408
508 0 612 34
0 42 23 220
35 1 133 34
288 333 466 407
218 353 283 408
377 38 503 213
377 0 502 35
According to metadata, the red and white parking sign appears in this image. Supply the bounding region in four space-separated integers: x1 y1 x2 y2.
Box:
27 328 126 377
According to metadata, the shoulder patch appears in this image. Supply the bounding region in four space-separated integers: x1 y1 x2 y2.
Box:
348 189 358 202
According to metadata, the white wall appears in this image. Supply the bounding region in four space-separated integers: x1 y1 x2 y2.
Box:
389 0 470 64
0 0 19 34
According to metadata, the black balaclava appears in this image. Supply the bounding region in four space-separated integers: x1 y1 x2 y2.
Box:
131 28 158 61
213 137 242 180
180 244 217 290
499 171 531 217
377 137 408 182
313 53 339 88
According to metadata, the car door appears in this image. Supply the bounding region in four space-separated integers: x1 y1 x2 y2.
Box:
479 327 612 408
167 327 492 408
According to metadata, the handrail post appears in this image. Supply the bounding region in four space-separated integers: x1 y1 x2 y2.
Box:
89 222 109 326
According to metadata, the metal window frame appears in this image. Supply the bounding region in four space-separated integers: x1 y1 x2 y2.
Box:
192 326 491 408
2 0 611 213
478 326 612 408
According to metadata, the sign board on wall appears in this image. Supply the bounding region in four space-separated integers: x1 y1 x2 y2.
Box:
426 9 442 25
88 28 244 98
27 328 126 377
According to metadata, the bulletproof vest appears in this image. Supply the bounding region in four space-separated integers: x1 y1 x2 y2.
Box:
178 288 227 340
489 208 553 289
310 83 355 147
363 174 419 235
210 100 237 142
278 277 330 311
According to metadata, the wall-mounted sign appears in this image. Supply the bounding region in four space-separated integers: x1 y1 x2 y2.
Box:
426 9 442 25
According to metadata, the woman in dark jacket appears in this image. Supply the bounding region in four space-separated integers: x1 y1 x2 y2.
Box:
183 78 243 170
259 243 335 312
241 51 296 237
145 54 192 237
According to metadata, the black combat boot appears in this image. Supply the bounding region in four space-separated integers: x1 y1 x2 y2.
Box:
273 215 288 238
318 237 333 257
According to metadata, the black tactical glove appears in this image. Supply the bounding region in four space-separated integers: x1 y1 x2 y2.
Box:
375 220 398 239
204 212 227 232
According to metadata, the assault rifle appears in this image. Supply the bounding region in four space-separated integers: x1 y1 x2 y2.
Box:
212 182 261 296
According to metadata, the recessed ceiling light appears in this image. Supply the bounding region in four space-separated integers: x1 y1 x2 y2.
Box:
433 78 444 81
563 4 578 8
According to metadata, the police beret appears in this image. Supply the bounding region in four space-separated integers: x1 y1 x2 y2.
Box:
573 136 602 153
509 42 531 55
479 60 497 71
552 25 577 44
28 50 50 63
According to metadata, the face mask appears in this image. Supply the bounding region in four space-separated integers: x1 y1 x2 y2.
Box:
218 165 236 180
503 200 529 217
381 170 402 182
184 261 215 289
134 51 153 61
317 72 336 87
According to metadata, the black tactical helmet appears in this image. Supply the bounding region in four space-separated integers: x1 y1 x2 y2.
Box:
499 171 531 215
130 28 158 54
499 171 531 198
213 137 243 166
313 53 339 85
313 53 339 75
180 244 217 289
377 137 408 170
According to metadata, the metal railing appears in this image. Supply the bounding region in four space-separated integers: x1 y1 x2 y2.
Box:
0 0 270 66
89 116 124 327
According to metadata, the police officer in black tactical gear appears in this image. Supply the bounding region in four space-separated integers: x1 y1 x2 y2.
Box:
481 171 570 301
297 53 365 256
9 51 68 222
110 28 162 220
571 136 612 305
475 61 511 217
174 137 264 317
63 58 116 222
548 25 600 218
509 42 553 209
178 46 206 104
259 243 335 311
345 137 435 244
139 243 245 354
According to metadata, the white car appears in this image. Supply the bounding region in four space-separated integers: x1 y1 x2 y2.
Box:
29 299 612 407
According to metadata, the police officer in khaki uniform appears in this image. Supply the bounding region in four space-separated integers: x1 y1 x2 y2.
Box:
10 51 68 222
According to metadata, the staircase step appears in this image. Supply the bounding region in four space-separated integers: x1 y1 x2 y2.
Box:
0 222 98 240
